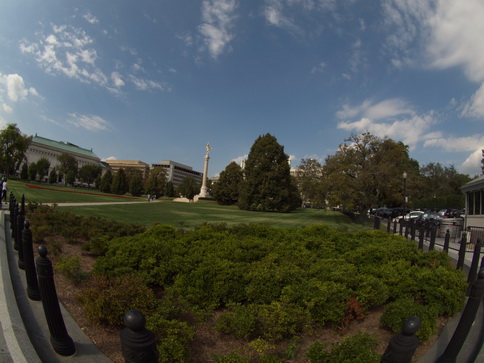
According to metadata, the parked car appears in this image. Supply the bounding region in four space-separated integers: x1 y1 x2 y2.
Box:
391 208 412 220
375 208 393 218
402 210 424 221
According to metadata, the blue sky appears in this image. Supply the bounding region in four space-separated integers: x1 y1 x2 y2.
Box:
1 0 483 177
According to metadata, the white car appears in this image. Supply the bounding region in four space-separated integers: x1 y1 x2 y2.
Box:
403 211 424 221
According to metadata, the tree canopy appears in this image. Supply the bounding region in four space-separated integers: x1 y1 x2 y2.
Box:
144 167 166 197
211 161 243 205
295 158 325 208
239 133 301 212
0 124 31 178
177 176 199 201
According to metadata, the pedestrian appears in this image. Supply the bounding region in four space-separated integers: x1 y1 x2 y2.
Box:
147 193 151 202
2 179 7 203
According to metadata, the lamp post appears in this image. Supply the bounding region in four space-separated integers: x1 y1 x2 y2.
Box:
403 172 407 209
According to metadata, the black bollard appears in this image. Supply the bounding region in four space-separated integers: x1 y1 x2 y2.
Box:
456 232 467 270
387 217 391 233
418 226 425 251
437 266 484 362
429 227 437 251
399 219 403 236
393 219 397 234
12 203 18 250
443 229 450 253
404 220 410 239
22 220 41 301
36 245 76 356
17 206 25 269
374 216 381 230
410 220 416 241
466 240 482 295
120 310 159 363
381 316 420 363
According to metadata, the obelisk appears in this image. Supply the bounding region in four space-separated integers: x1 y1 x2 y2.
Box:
199 143 212 198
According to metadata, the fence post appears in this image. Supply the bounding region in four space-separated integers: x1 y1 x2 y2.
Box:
393 219 397 234
399 220 403 236
120 310 159 363
387 217 391 233
456 233 467 270
443 229 450 253
22 220 41 301
404 220 410 239
418 226 425 250
437 266 484 362
381 316 420 363
36 245 76 356
429 226 437 251
410 220 416 241
17 201 25 269
374 216 380 230
466 240 482 295
12 203 18 250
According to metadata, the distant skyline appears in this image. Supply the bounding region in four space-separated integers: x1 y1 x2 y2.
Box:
1 0 483 177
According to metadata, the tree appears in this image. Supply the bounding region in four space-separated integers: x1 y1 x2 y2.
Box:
20 163 28 180
36 157 51 181
295 158 326 208
0 124 31 178
66 170 76 186
112 168 128 195
100 169 113 193
57 153 78 185
78 164 102 187
323 132 415 212
239 133 301 212
165 181 176 197
211 161 244 205
144 167 166 197
48 168 58 184
125 168 144 197
28 162 38 181
177 176 199 202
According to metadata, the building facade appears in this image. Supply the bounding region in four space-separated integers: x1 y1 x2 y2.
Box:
104 160 150 178
462 175 484 228
151 160 203 189
23 135 101 181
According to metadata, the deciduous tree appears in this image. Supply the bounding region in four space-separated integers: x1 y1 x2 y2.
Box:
100 169 113 193
78 164 102 187
0 124 31 178
57 153 78 185
295 158 326 208
112 168 128 195
36 157 51 181
177 176 199 202
144 167 166 197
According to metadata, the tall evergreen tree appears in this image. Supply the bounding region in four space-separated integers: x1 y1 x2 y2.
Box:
36 157 51 181
144 167 166 197
239 133 301 212
177 176 199 201
211 161 243 205
100 169 113 193
112 168 128 195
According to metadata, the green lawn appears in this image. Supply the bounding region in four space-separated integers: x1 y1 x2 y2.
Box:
9 179 364 230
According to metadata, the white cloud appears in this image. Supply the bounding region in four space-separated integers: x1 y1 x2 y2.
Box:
383 1 484 118
129 75 168 91
83 12 99 24
231 154 248 166
111 72 125 88
2 104 13 113
0 73 40 103
336 98 440 149
67 113 111 131
460 149 483 176
0 115 7 129
198 0 238 59
102 156 117 161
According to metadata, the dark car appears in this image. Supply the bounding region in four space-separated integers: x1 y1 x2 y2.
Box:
391 208 412 220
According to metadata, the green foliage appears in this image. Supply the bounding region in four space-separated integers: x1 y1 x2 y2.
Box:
36 157 50 181
211 161 243 205
99 169 113 193
111 168 128 195
57 153 78 184
144 166 166 197
127 168 144 196
28 162 38 181
380 298 438 341
176 176 199 201
79 274 158 326
0 123 31 177
257 301 309 341
213 352 250 363
307 332 380 362
216 304 258 340
239 133 301 212
78 164 102 186
48 168 57 184
20 163 28 180
55 256 85 283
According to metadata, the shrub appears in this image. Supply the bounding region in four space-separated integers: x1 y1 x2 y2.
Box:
257 301 309 341
380 298 439 341
79 274 158 327
307 333 379 362
215 304 258 340
213 352 250 363
55 256 84 283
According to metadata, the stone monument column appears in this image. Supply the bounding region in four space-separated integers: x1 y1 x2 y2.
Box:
199 143 212 198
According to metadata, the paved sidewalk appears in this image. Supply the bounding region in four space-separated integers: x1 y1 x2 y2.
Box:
0 209 112 362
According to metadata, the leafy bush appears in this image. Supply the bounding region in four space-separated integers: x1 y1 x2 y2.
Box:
307 333 380 362
257 301 309 341
215 304 258 340
213 352 250 363
79 274 158 326
380 298 439 341
55 256 85 283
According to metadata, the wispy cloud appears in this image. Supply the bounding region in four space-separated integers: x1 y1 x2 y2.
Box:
0 73 40 102
382 1 484 118
336 98 439 149
198 0 238 59
19 23 167 96
67 113 111 131
83 12 99 24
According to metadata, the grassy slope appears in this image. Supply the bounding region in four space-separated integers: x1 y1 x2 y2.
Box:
10 179 363 229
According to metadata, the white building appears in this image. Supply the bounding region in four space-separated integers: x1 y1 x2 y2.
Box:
151 160 203 189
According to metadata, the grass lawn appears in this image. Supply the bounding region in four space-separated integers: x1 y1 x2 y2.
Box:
9 179 365 230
